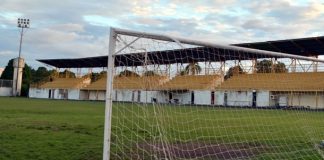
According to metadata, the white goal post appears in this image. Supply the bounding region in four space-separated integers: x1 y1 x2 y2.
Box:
103 27 324 160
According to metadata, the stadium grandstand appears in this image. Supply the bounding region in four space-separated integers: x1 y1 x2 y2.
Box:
29 35 324 109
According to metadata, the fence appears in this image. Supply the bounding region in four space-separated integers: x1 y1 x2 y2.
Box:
0 79 13 88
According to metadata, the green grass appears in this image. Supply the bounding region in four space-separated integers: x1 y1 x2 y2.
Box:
0 97 323 159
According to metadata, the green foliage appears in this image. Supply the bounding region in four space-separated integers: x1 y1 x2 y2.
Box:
21 64 32 96
0 59 14 80
256 60 288 73
143 70 159 76
178 62 202 75
274 62 288 73
0 59 33 96
90 72 101 82
179 70 187 76
90 71 106 82
185 62 202 75
59 69 76 78
31 67 52 83
1 59 75 97
118 70 139 77
225 65 244 80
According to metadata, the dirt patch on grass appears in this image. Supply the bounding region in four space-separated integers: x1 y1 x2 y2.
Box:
133 141 267 159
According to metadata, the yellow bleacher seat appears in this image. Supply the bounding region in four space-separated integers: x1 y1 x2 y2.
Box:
158 75 222 90
83 75 169 90
218 72 324 91
40 78 90 89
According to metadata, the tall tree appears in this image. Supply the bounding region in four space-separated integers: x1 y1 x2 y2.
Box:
118 70 139 77
0 59 14 80
256 60 272 73
225 65 244 80
31 67 52 83
184 62 202 75
59 69 76 78
1 58 33 96
256 60 287 73
21 64 32 96
143 70 159 76
274 62 288 73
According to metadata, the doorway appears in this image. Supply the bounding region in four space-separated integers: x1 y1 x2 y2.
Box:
191 91 195 104
211 91 215 105
224 92 228 106
252 91 257 107
48 90 52 99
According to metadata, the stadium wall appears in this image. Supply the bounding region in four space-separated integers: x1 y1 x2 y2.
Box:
277 93 324 109
29 88 82 100
29 88 49 99
194 91 212 105
215 90 271 107
0 87 12 96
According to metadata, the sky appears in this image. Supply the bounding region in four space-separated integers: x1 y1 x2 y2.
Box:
0 0 324 69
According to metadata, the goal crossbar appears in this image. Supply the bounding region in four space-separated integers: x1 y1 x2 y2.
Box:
113 27 324 63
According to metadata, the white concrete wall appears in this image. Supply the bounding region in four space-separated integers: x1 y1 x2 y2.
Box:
29 88 49 99
227 91 252 106
0 87 12 96
256 91 270 107
215 91 225 106
89 91 97 100
289 93 324 109
68 89 80 100
88 91 106 101
194 91 211 105
155 91 169 103
30 88 81 100
316 94 324 109
79 90 89 100
97 91 105 100
278 95 288 106
172 92 191 104
139 91 156 103
115 90 135 102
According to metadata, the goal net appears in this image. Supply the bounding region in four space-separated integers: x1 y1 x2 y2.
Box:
103 28 324 159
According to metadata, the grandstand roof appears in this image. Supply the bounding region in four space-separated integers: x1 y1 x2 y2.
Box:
234 36 324 57
38 47 283 68
38 36 324 68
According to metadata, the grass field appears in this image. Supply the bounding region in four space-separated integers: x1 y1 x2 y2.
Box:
0 97 324 159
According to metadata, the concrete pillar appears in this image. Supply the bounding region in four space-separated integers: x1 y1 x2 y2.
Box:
291 59 296 73
252 59 257 73
12 57 25 96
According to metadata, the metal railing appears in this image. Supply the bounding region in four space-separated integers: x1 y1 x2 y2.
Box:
0 79 13 88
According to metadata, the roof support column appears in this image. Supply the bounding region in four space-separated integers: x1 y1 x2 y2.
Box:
271 58 277 73
220 61 225 82
316 91 318 109
313 56 318 72
252 59 257 73
291 58 296 73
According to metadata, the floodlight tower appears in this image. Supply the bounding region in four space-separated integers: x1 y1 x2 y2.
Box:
13 18 30 96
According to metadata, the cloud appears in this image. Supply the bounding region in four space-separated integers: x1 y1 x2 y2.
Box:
0 0 323 68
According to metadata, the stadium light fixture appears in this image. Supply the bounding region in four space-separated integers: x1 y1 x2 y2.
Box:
14 18 30 96
17 18 30 58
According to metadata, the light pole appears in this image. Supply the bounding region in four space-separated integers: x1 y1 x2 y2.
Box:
17 18 30 58
13 18 30 96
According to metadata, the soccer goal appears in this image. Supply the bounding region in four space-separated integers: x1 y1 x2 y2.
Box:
103 28 324 160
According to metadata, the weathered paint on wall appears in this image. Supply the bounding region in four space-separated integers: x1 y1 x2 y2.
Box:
0 87 12 96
